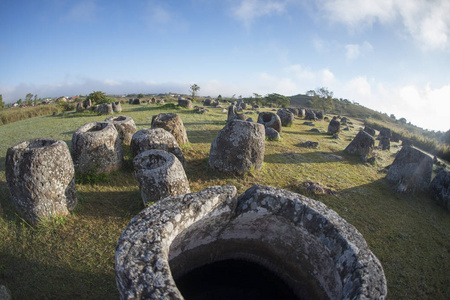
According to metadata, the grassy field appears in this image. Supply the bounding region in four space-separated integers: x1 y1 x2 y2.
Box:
0 103 449 299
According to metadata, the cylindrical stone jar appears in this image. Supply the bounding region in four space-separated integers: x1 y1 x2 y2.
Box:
5 138 77 224
71 122 123 174
105 115 137 145
151 113 189 145
133 149 190 205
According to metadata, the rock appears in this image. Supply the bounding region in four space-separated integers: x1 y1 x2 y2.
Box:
71 122 123 174
257 112 282 133
132 98 140 105
386 146 433 193
277 109 295 127
128 99 133 104
310 128 320 132
344 131 375 156
297 180 336 195
150 97 156 104
178 98 193 109
105 115 137 145
379 127 391 138
364 126 376 136
0 285 12 300
314 111 324 120
253 104 260 110
76 102 84 112
5 139 77 225
379 136 390 150
83 99 92 109
367 157 376 165
133 150 190 205
151 113 189 145
98 103 113 115
402 139 413 146
430 169 450 211
112 101 122 112
265 127 280 141
194 107 208 114
332 134 339 139
130 128 186 166
305 110 317 121
327 119 341 135
157 100 165 105
209 120 265 175
343 127 350 131
324 116 329 121
303 121 315 126
299 141 319 148
391 131 401 142
246 117 254 122
298 108 306 118
115 185 387 300
341 117 348 125
288 108 299 116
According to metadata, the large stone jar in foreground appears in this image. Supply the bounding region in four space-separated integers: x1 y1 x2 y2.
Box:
133 149 190 205
105 115 137 145
5 139 77 224
115 185 387 300
209 120 265 175
71 122 123 174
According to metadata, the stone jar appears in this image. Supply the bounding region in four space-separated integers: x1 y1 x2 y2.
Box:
5 139 77 224
151 113 189 145
277 109 295 127
130 128 186 166
257 112 282 134
115 185 387 300
344 130 375 156
133 149 190 205
71 122 123 174
209 120 265 175
105 115 137 145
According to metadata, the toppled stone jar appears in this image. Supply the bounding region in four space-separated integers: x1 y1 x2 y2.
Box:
71 122 123 174
5 139 77 224
115 185 387 300
133 149 190 205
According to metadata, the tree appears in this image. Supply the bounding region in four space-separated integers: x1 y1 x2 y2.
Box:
190 84 200 100
311 87 334 112
17 99 22 106
390 114 396 120
265 93 290 108
34 95 38 106
86 91 106 105
25 93 33 103
0 94 4 110
217 95 222 100
137 93 145 99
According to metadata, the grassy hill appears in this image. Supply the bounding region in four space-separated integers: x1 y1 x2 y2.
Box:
0 102 449 299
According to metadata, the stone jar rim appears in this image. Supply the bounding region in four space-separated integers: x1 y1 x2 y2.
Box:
9 138 63 153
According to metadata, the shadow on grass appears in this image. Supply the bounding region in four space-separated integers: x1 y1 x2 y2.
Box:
186 130 219 144
264 150 363 165
0 254 118 300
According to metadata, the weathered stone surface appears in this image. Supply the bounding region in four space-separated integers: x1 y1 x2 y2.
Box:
327 119 340 135
105 115 136 145
5 139 77 225
288 108 299 116
76 102 84 112
115 185 387 300
265 127 280 141
105 115 137 145
298 108 306 118
98 103 113 115
113 101 122 112
130 128 186 166
132 98 140 105
297 180 336 195
178 98 193 109
303 121 315 126
380 127 391 138
386 146 433 193
82 99 92 109
203 99 212 106
277 109 295 127
227 105 246 122
430 169 450 211
379 136 391 150
151 113 189 145
314 111 324 120
341 117 348 125
71 122 123 174
209 120 265 175
344 131 375 156
257 112 282 133
299 141 319 148
0 285 12 300
305 110 317 121
364 126 376 136
391 131 401 142
133 150 190 205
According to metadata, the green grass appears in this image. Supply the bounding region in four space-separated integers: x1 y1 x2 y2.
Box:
0 103 449 299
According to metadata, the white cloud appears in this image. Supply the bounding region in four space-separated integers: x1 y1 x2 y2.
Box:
319 0 450 51
231 0 287 28
144 1 188 32
345 41 373 59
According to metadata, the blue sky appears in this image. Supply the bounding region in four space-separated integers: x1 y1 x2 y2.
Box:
1 0 449 131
